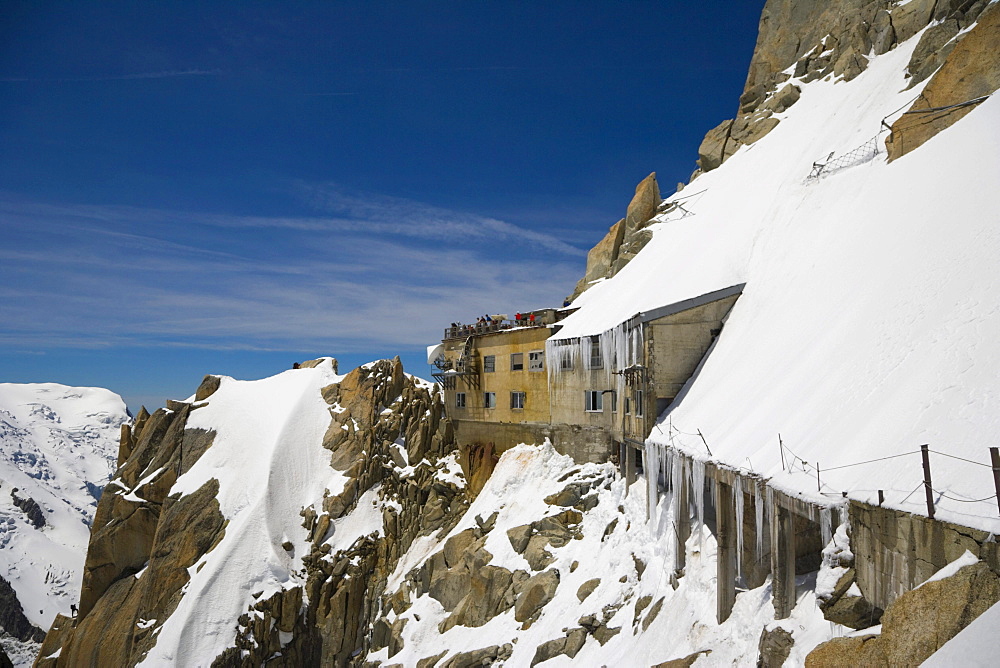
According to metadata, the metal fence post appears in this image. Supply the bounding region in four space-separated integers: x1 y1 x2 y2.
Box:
921 444 934 519
990 447 1000 517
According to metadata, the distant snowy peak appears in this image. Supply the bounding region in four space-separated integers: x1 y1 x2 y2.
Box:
0 382 129 666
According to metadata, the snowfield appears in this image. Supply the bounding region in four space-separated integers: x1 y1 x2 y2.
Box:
0 383 127 665
557 27 1000 532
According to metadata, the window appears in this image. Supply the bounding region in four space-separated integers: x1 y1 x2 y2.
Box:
609 390 617 413
528 350 544 372
456 392 466 408
510 391 525 410
483 355 496 373
589 339 603 369
510 352 524 371
484 392 496 409
584 390 603 412
634 390 644 417
624 396 631 415
560 354 573 371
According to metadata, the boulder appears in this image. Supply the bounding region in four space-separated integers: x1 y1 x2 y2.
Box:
577 577 601 602
869 9 896 55
806 560 1000 666
530 628 587 666
764 83 801 113
653 650 711 667
697 119 734 172
571 219 626 299
624 172 660 234
439 643 513 668
757 626 794 668
193 374 221 401
514 568 560 622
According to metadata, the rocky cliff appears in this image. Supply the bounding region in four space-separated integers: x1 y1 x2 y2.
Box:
696 0 998 174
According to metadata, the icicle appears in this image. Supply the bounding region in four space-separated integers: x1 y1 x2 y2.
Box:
755 480 765 564
734 475 745 580
646 443 660 522
691 459 705 547
671 451 686 573
820 507 833 547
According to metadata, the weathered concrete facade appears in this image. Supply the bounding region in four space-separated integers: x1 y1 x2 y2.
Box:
452 419 614 464
645 294 739 410
441 326 551 424
849 500 1000 611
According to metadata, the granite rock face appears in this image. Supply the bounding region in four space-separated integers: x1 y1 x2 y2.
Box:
887 2 1000 161
570 173 660 301
806 560 1000 667
36 359 464 667
696 0 994 175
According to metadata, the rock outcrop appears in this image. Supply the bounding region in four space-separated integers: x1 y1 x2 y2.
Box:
570 173 660 300
697 0 994 175
37 359 462 666
886 2 1000 160
806 559 1000 666
0 576 45 644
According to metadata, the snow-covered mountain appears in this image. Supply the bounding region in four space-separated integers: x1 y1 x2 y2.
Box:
0 383 128 666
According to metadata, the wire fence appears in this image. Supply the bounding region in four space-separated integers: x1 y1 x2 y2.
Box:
807 134 882 180
659 420 1000 518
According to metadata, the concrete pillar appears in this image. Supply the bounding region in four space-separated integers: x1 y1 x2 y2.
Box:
770 502 797 619
672 462 691 585
715 480 737 623
625 444 637 491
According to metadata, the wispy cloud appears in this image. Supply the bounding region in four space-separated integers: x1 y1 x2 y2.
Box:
0 69 222 83
0 189 584 354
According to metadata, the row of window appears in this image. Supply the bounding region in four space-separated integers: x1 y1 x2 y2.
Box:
457 391 525 409
483 351 544 373
479 341 608 374
455 390 643 415
583 389 643 415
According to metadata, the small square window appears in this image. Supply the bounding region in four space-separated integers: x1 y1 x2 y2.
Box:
528 350 544 371
456 392 466 408
510 391 525 410
484 392 496 409
483 355 496 373
589 339 603 370
584 390 603 412
560 354 573 371
510 352 524 371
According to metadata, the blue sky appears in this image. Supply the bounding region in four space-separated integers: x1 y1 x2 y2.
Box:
1 1 765 412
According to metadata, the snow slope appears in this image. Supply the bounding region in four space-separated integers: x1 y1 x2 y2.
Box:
370 443 841 667
137 360 345 666
556 24 1000 530
0 383 127 663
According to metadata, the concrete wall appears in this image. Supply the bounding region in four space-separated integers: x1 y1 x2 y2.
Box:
849 500 1000 610
646 294 738 402
453 418 614 464
443 327 551 423
549 361 624 434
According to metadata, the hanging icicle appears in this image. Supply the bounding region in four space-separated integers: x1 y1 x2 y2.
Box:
692 459 706 548
670 450 689 574
646 443 660 522
755 479 765 565
734 475 745 580
820 507 833 547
